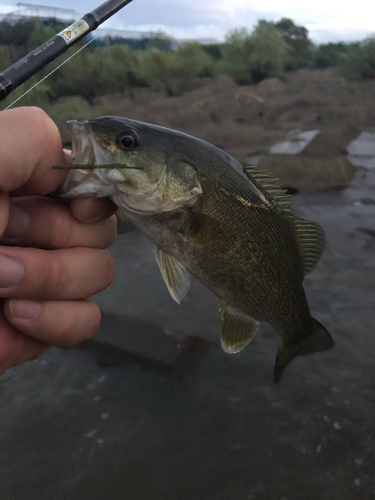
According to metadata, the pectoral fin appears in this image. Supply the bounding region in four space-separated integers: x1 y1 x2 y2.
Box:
155 247 191 304
220 303 260 354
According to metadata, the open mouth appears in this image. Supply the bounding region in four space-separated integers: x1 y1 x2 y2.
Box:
58 120 118 199
67 120 96 165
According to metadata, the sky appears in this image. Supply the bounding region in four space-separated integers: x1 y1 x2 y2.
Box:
0 0 374 44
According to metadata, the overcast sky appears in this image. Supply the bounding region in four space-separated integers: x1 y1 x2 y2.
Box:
0 0 374 43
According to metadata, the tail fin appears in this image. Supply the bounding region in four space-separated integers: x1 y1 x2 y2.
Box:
274 318 334 384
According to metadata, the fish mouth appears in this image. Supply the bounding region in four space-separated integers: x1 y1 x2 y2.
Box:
58 120 117 199
67 120 96 165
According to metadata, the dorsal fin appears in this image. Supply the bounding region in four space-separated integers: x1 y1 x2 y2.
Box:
243 165 294 216
289 216 326 275
243 166 325 275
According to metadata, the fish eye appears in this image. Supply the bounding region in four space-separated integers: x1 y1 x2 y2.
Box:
116 129 140 151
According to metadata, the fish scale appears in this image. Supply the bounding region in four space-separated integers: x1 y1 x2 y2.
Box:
59 116 334 383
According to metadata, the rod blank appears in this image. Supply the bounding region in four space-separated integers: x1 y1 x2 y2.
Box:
0 0 134 102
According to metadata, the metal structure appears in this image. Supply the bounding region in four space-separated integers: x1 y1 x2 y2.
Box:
95 28 156 39
1 3 78 23
0 4 159 43
0 0 135 102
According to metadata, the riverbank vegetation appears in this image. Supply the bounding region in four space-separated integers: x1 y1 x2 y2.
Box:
0 17 374 108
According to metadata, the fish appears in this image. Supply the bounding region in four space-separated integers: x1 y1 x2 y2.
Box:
58 116 334 383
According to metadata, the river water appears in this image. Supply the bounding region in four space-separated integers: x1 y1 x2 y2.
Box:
0 139 374 499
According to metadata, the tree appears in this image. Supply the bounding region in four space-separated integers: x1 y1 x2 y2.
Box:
339 37 375 80
221 23 288 84
249 21 289 81
147 30 174 51
274 18 314 70
314 42 348 69
0 45 10 71
0 20 34 47
220 28 254 84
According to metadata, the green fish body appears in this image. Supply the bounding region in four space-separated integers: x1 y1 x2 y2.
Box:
60 116 334 382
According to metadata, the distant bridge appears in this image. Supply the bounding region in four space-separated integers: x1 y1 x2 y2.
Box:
0 2 78 23
0 3 157 40
0 3 217 45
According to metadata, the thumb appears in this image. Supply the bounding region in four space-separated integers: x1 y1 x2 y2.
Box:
0 107 67 195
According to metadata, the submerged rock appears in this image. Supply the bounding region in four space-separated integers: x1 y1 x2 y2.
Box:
258 155 357 193
301 123 360 157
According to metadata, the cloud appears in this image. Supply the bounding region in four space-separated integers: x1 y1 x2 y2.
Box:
104 0 276 40
123 23 226 40
0 5 15 14
0 0 372 43
309 29 373 44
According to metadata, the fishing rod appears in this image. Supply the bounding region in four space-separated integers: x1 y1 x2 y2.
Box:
0 0 134 102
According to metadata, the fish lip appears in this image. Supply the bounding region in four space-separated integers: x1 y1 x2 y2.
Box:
67 120 95 165
61 120 118 199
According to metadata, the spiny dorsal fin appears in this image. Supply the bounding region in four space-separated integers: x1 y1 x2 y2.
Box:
290 216 325 275
155 247 190 304
243 165 294 216
220 303 260 354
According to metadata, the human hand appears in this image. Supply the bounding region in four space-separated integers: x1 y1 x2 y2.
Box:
0 107 117 373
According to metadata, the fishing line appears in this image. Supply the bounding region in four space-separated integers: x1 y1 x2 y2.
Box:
52 165 144 170
5 35 99 110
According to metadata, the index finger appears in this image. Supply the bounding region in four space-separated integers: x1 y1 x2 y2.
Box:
0 107 67 195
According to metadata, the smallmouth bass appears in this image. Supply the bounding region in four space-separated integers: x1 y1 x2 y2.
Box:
59 116 334 382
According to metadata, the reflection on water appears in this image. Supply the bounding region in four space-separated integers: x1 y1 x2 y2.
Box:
348 131 375 170
270 129 320 155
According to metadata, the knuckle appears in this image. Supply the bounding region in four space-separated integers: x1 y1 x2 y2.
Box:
48 206 73 248
50 312 79 348
28 107 62 153
27 106 49 122
40 256 67 298
60 302 101 346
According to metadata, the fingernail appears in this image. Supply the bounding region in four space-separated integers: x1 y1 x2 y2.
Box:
81 198 107 220
0 256 24 288
3 204 29 239
9 299 42 320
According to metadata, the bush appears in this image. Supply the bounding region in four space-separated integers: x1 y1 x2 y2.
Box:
339 38 375 80
0 45 10 71
48 44 138 101
0 20 34 48
138 43 213 95
314 42 348 69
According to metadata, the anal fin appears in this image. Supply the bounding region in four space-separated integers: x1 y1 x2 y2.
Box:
155 247 190 304
220 303 260 354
